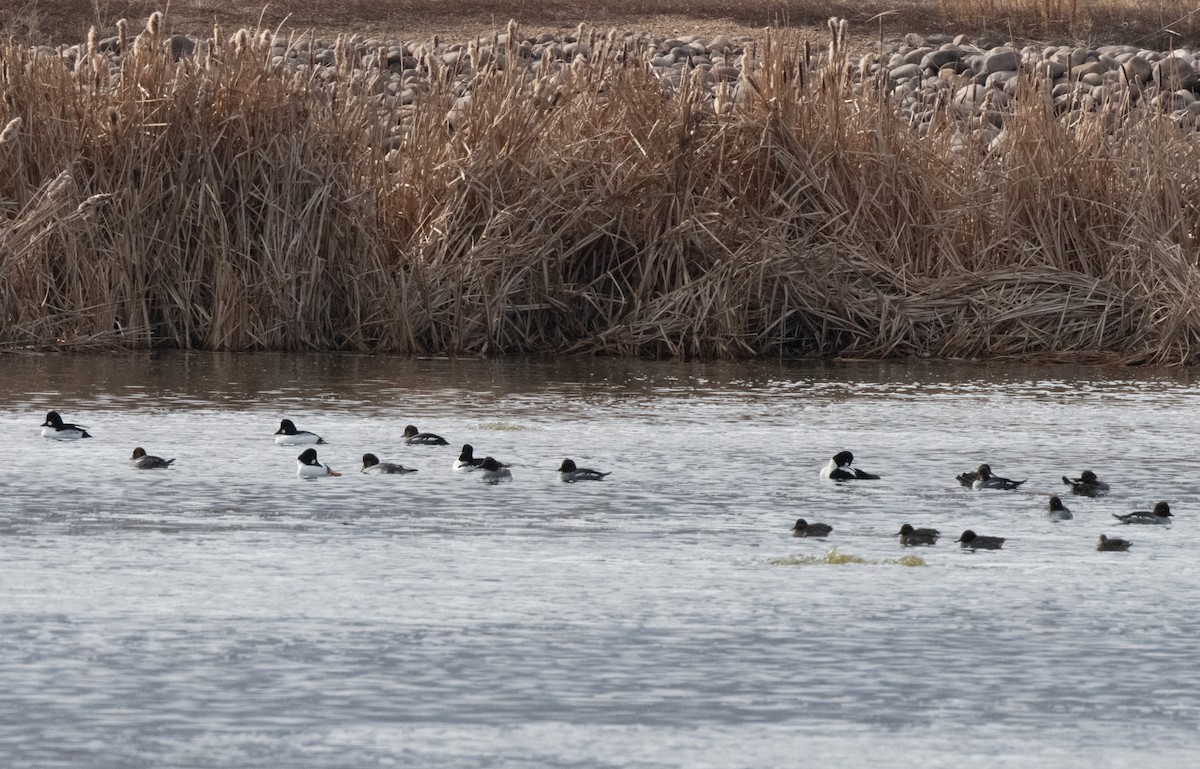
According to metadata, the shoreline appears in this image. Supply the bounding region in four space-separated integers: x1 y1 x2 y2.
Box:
1 14 1199 364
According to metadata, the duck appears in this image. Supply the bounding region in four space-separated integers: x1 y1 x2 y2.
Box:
791 519 833 538
1045 495 1073 521
40 410 91 440
896 523 939 546
1113 502 1173 525
361 453 417 474
958 463 1025 491
403 425 448 446
296 448 340 477
557 459 610 482
820 451 880 480
957 530 1005 550
479 456 512 483
453 444 486 472
1097 534 1132 552
1062 470 1110 497
274 419 326 446
130 447 174 469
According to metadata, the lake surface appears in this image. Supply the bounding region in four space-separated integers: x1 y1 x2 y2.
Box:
1 353 1198 768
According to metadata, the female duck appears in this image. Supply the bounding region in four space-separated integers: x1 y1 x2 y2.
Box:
480 457 512 484
41 411 91 440
361 453 417 474
820 451 880 481
130 447 174 469
297 448 341 477
896 523 940 546
403 425 448 446
1045 495 1073 521
1062 470 1110 497
1097 534 1132 552
557 459 610 482
275 419 326 446
957 530 1005 550
791 519 833 538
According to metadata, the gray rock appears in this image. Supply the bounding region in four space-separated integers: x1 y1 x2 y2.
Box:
890 63 922 81
984 47 1020 73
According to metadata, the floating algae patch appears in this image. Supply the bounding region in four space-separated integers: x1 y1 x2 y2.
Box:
771 548 927 567
476 422 534 431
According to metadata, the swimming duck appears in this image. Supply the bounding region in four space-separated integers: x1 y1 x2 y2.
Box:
274 419 326 446
361 453 417 474
896 523 940 546
40 411 91 440
791 519 833 538
557 459 610 482
1062 470 1110 497
453 444 486 472
297 448 340 477
958 464 1025 491
1113 502 1173 525
480 456 512 483
1045 495 1073 521
820 451 880 481
403 425 448 446
957 530 1005 550
130 447 174 469
1097 534 1132 552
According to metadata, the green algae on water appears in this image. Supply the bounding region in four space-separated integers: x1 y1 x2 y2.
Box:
771 548 927 567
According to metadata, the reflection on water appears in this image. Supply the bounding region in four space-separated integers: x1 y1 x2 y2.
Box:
2 352 1200 768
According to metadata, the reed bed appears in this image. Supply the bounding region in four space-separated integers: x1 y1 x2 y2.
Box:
2 16 1200 362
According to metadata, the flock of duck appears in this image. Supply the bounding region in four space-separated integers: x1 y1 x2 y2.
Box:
39 411 1171 552
808 451 1173 553
38 411 611 484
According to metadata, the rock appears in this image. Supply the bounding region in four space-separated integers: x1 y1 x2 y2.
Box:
984 47 1020 73
920 48 962 71
889 63 921 81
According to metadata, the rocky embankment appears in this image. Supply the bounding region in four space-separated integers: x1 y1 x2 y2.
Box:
47 19 1200 149
876 33 1200 141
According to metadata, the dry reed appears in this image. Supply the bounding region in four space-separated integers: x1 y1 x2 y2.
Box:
1 17 1200 363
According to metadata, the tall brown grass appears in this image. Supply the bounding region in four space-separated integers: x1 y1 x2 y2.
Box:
2 17 1200 362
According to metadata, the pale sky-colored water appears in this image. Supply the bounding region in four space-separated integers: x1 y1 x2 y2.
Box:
1 354 1198 767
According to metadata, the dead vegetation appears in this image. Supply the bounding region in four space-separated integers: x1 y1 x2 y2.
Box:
1 11 1200 362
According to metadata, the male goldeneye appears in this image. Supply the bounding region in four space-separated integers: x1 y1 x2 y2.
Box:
957 530 1005 550
1113 502 1173 525
791 518 833 538
403 425 448 446
275 419 326 445
1045 495 1073 521
557 459 610 482
1062 470 1110 497
957 463 1025 490
453 444 486 472
479 456 512 483
1097 534 1132 552
361 453 417 474
896 523 940 546
820 451 880 480
297 448 340 477
130 447 174 469
40 411 91 440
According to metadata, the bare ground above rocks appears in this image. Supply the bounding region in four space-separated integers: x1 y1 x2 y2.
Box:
5 0 1200 50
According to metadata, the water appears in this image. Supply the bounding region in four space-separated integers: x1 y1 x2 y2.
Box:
2 353 1199 768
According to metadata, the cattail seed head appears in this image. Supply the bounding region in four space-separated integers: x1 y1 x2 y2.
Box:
0 117 22 145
